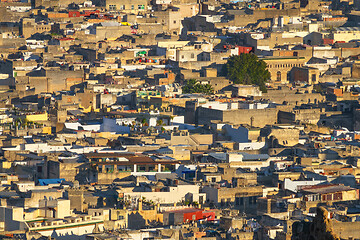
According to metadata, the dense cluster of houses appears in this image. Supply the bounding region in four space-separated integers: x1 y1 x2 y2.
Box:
0 0 360 239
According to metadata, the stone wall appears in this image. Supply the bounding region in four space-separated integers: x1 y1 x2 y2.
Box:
196 107 278 127
222 108 278 128
268 128 300 146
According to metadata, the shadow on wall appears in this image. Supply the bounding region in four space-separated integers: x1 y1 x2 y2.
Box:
128 212 146 229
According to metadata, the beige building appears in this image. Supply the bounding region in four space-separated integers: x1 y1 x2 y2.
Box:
232 85 262 98
291 66 320 84
106 0 149 13
21 18 52 38
263 56 307 84
157 41 189 60
202 185 263 213
153 9 182 35
330 27 360 42
245 32 303 51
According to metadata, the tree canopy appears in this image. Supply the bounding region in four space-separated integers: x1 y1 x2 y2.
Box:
182 79 214 94
223 53 270 92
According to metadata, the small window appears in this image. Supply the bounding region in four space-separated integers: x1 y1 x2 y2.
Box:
109 4 117 11
311 74 316 83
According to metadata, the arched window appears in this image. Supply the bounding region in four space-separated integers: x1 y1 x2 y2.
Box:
277 71 281 82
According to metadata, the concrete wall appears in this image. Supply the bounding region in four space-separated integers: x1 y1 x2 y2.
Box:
223 125 249 143
332 221 360 239
124 184 201 204
268 128 300 146
197 107 278 127
101 118 131 133
45 68 84 92
222 108 278 128
255 88 325 105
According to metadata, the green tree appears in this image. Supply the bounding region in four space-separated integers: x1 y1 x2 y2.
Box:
182 79 214 94
156 119 163 126
223 53 270 92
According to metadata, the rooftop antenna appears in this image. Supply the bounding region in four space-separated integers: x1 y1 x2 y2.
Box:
250 116 254 128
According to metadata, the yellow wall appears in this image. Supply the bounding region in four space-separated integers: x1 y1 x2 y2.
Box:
130 209 163 223
79 105 92 113
42 127 52 135
1 161 12 169
342 190 357 201
26 112 48 122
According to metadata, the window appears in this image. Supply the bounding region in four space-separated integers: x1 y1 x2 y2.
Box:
120 5 125 9
311 74 316 83
131 5 134 10
277 71 281 82
191 53 195 58
109 4 116 11
173 20 177 24
105 165 114 173
333 193 342 200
